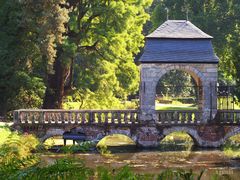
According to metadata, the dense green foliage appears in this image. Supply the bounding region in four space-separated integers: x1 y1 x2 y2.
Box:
1 0 240 115
0 0 46 114
151 0 240 92
156 70 196 98
0 0 153 114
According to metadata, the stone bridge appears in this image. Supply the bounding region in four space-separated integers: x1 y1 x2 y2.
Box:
12 109 240 148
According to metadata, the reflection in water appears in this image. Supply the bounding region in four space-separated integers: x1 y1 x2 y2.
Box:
40 149 240 180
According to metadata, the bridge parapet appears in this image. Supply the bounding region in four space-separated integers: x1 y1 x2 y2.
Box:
156 110 202 125
13 109 139 125
12 109 240 148
216 110 240 124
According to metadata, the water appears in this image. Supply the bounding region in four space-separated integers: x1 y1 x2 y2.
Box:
40 147 240 179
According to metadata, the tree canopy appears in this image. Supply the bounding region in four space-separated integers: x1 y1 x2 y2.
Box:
1 0 240 115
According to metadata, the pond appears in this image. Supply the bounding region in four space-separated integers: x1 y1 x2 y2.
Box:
40 147 240 179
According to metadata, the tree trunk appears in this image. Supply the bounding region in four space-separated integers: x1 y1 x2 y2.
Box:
42 49 66 109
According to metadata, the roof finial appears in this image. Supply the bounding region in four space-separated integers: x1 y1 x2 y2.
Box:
165 8 169 20
186 8 189 21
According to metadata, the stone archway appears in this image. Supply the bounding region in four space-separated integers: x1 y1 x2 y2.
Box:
162 127 201 146
40 128 65 142
139 63 218 122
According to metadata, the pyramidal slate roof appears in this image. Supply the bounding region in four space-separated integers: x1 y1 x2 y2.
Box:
147 20 212 39
139 20 219 63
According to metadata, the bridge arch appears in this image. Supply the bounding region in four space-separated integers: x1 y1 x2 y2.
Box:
222 127 240 145
162 127 201 146
40 128 65 142
96 128 137 145
97 134 136 147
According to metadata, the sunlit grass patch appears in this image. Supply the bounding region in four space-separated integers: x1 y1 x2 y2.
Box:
156 103 197 110
223 134 240 157
44 136 74 147
161 132 194 144
97 134 135 147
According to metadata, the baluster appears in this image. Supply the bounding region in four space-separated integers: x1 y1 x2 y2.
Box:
30 112 34 124
104 112 108 124
187 112 192 124
75 112 79 124
82 112 86 124
224 112 228 123
130 112 134 124
24 112 28 123
122 112 127 124
23 112 27 124
196 112 200 124
67 112 71 124
98 112 102 124
36 111 40 123
184 112 187 124
165 112 168 124
162 112 165 124
177 112 181 124
163 112 167 124
117 112 121 124
173 111 178 124
69 112 73 124
157 111 160 124
230 111 234 124
136 112 139 124
169 111 173 124
40 111 44 124
166 112 170 124
111 112 114 124
236 112 240 124
88 112 93 124
58 112 63 124
18 111 22 123
160 112 164 124
61 112 65 124
46 112 50 123
219 112 225 123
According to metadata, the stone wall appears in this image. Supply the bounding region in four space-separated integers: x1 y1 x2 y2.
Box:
139 63 218 122
13 123 240 148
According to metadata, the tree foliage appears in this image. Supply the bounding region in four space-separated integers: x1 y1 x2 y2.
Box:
0 0 152 114
151 0 240 99
0 0 45 115
151 0 240 84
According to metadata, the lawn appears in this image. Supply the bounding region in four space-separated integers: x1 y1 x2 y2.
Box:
156 103 197 110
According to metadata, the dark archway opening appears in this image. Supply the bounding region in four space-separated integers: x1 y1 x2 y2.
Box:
155 70 202 110
159 131 194 151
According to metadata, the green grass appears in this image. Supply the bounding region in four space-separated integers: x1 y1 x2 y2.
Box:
97 134 135 147
156 103 197 110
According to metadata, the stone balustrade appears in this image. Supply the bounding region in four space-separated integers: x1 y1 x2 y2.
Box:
216 110 240 124
13 109 139 125
13 109 240 126
156 110 202 125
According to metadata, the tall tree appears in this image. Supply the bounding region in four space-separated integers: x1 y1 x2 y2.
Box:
0 0 45 115
39 0 152 109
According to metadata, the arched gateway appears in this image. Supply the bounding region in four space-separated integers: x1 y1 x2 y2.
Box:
139 20 219 122
13 20 240 148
